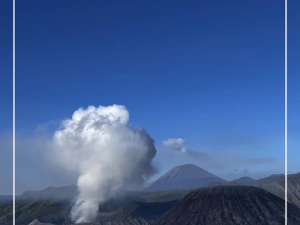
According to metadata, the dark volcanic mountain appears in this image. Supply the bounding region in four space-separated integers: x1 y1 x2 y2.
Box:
154 185 300 225
232 176 256 183
144 164 225 192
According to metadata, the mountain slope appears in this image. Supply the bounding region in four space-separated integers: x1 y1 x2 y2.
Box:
269 174 285 178
232 176 255 183
154 185 300 225
144 164 225 192
205 172 300 209
249 172 300 208
20 185 77 201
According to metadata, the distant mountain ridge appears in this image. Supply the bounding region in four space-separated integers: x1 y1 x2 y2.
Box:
21 185 77 201
144 164 226 192
269 174 285 178
11 186 300 225
205 172 300 209
9 165 293 204
251 172 300 208
3 167 299 211
231 176 256 183
1 168 300 225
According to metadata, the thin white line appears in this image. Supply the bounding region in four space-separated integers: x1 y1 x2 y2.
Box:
285 0 287 224
13 0 15 224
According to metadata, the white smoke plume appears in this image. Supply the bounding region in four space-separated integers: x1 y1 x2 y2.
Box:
163 138 188 153
162 138 205 158
51 105 157 223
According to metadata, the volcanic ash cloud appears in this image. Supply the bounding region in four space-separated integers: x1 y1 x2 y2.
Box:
52 105 157 223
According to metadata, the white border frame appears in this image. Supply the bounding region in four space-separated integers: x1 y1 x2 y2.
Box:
11 1 289 225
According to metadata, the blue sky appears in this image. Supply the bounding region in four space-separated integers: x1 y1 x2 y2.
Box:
14 0 285 142
0 0 299 194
